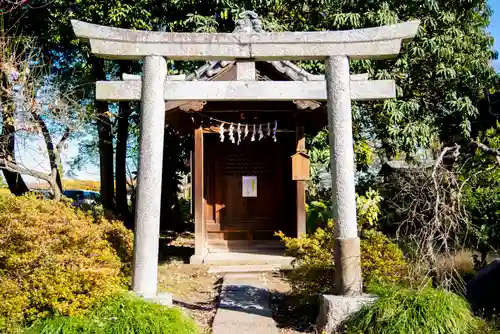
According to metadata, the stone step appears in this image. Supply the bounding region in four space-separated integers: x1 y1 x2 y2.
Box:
208 264 281 274
208 240 285 251
203 252 294 269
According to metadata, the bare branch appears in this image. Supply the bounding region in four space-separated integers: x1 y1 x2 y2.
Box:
387 146 469 291
0 0 52 15
470 141 500 165
56 127 71 152
0 34 88 199
0 158 51 182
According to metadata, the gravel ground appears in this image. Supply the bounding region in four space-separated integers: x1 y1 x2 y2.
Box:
157 232 221 333
264 273 319 334
158 262 222 333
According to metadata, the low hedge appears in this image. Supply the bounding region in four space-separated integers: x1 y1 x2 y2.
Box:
27 293 198 334
0 194 133 331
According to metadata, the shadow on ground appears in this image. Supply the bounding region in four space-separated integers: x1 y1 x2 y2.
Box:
158 231 194 263
171 277 223 332
219 285 274 317
269 290 318 332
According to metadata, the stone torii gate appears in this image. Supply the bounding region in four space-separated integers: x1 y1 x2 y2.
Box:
71 14 419 301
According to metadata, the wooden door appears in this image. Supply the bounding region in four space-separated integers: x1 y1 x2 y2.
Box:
212 135 295 240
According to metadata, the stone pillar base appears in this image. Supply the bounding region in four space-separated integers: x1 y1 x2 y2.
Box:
132 291 173 307
316 294 377 333
190 254 206 265
334 237 362 295
146 292 173 307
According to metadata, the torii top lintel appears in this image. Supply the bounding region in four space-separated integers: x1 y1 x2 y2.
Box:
71 14 420 61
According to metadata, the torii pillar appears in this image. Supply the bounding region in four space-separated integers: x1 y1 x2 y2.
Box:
326 56 361 295
132 55 168 299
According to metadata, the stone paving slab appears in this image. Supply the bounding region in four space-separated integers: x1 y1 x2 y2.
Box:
208 264 281 274
212 274 278 334
203 251 294 268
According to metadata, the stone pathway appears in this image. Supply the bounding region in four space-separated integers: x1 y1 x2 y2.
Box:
212 273 278 334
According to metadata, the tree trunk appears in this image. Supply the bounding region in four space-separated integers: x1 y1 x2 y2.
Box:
92 56 115 216
0 17 28 195
116 61 133 224
32 113 66 199
51 177 62 201
116 100 131 221
1 105 29 195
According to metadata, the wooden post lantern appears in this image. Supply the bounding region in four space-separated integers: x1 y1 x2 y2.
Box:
291 152 310 181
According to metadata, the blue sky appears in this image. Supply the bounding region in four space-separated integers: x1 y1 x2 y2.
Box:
16 4 500 183
489 0 500 70
17 134 101 184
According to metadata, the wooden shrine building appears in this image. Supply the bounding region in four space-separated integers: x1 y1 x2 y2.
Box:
164 59 326 257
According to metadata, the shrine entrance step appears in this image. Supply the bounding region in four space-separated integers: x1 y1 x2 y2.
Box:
208 264 281 274
207 240 286 252
203 251 293 269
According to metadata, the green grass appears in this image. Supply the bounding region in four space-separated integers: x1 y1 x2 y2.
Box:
344 284 481 334
26 292 198 334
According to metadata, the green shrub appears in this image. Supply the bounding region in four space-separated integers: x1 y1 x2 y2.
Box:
306 188 382 233
0 194 133 330
276 221 408 296
27 292 198 334
344 284 481 334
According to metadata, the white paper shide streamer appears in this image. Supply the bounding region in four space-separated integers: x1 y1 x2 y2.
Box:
219 122 225 142
229 123 235 143
213 119 278 144
237 123 242 145
272 121 277 142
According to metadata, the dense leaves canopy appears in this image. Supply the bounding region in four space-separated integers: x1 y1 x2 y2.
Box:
5 0 498 159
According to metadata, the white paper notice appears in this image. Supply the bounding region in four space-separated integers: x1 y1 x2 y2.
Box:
242 176 257 197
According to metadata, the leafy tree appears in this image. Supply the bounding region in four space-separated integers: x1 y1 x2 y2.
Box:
5 0 497 221
461 122 500 267
161 0 498 159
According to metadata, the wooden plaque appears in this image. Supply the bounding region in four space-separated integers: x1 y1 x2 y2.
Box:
291 152 310 181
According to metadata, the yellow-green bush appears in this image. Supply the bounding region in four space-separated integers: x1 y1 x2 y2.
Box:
360 229 408 285
276 221 408 296
0 194 133 331
99 218 134 280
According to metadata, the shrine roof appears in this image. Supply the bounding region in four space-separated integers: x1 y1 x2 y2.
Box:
161 11 326 112
185 11 324 83
187 58 324 83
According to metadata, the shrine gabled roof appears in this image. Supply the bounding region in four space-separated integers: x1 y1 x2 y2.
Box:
186 59 323 82
185 11 324 83
164 59 324 111
164 11 325 112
